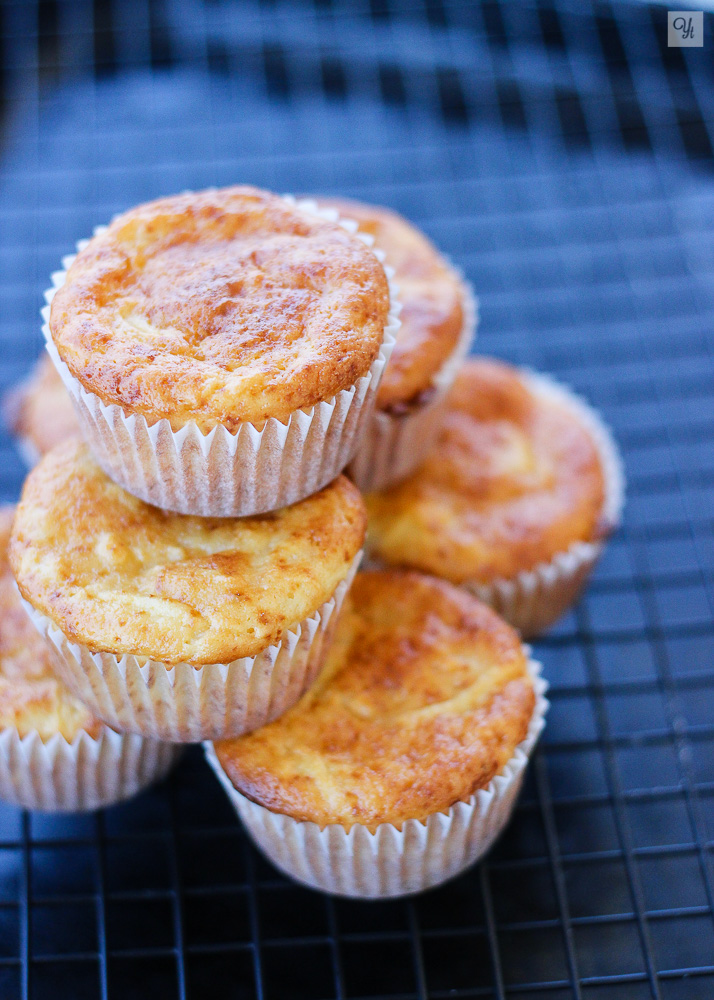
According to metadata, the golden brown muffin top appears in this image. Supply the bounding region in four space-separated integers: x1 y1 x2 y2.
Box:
49 186 390 433
0 506 101 741
316 198 464 410
3 354 79 459
365 359 607 583
216 570 534 830
10 439 366 665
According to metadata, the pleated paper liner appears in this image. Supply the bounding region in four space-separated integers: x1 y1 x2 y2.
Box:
41 198 400 517
205 656 548 899
0 725 181 812
349 272 478 492
21 553 360 744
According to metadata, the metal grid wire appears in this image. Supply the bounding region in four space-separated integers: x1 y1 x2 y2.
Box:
0 0 713 996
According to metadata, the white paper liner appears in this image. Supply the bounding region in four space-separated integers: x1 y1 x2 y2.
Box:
457 371 626 638
0 724 181 812
204 656 548 898
41 198 400 517
21 553 360 744
349 273 478 491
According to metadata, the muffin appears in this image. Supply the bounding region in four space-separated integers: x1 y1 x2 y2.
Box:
0 506 180 810
315 198 476 490
2 354 79 465
11 438 365 743
365 359 624 637
43 186 400 516
207 570 548 897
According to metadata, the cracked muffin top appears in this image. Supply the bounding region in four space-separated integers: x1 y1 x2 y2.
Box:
215 570 534 830
49 186 391 433
0 506 101 741
365 359 607 583
317 198 465 412
10 439 366 665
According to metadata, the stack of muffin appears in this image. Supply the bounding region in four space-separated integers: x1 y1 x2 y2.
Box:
1 186 622 898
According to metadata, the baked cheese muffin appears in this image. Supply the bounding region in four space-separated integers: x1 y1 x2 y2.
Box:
49 186 390 433
316 198 466 412
365 359 620 636
3 354 79 463
216 570 535 831
0 505 182 810
44 186 398 517
10 439 366 741
0 506 99 741
209 570 546 896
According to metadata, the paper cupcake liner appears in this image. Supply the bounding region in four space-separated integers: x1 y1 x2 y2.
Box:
41 198 400 517
349 272 478 492
459 371 625 638
21 553 360 744
204 656 548 898
0 724 181 812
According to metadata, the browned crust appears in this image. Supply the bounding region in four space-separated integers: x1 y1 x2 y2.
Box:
10 439 366 665
0 506 102 741
49 186 390 432
216 570 534 830
365 358 607 583
316 199 464 410
3 354 79 458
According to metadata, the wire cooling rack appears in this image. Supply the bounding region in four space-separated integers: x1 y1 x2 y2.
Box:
0 1 713 997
